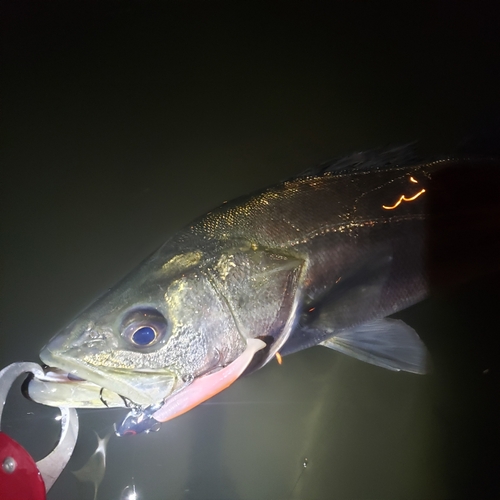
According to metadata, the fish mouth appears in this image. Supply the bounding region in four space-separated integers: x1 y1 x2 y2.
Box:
28 338 267 425
25 347 176 408
24 367 130 408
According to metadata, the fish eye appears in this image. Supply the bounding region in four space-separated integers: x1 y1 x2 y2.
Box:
131 326 157 346
120 308 168 348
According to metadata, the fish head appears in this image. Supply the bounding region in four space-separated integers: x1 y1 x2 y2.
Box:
27 241 304 414
28 248 248 408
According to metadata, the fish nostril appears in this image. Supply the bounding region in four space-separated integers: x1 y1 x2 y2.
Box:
88 330 103 340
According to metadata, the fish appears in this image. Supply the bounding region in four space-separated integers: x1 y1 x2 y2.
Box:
26 147 500 434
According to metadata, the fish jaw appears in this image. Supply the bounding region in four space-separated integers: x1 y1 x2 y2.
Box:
27 345 178 408
26 368 128 408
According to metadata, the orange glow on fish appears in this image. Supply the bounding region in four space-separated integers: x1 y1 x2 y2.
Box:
276 352 282 365
382 189 426 210
404 189 426 201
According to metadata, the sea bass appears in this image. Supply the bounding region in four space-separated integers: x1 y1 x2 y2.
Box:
26 148 500 434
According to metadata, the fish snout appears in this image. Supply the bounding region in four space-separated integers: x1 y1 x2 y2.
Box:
46 322 118 356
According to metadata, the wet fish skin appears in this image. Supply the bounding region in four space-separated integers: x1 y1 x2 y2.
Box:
28 150 500 416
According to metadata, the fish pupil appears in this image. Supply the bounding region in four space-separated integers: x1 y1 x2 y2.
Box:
132 326 156 346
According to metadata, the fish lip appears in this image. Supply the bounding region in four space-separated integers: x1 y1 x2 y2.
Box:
38 348 159 406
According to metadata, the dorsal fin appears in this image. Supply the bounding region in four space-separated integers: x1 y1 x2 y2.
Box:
292 143 420 180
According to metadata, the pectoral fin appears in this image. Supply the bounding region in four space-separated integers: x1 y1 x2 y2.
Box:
320 318 428 374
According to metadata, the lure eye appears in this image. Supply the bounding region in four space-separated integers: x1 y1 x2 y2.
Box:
131 326 157 346
120 308 168 348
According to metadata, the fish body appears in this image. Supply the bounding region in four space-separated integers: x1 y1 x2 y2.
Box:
27 149 500 427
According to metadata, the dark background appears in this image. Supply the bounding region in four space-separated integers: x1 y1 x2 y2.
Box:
1 2 499 499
